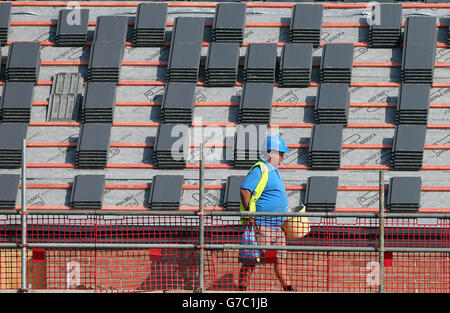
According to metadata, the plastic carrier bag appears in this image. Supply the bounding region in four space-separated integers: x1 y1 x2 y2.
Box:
238 226 260 265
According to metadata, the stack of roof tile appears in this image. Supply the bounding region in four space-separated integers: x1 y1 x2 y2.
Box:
133 3 167 47
87 41 124 82
368 3 402 48
289 3 323 47
279 43 313 88
79 16 124 169
76 123 112 168
396 83 430 125
401 16 437 85
391 124 427 170
93 15 128 44
320 43 353 84
212 3 246 44
314 83 350 125
0 123 29 168
88 15 128 82
308 124 343 169
153 123 189 168
55 8 89 46
205 42 240 87
0 174 20 209
305 176 339 211
243 43 277 83
448 23 450 46
387 177 422 211
223 175 246 211
166 17 204 83
70 175 106 209
81 82 116 123
0 3 11 46
0 82 34 123
5 42 41 83
238 82 273 124
149 175 184 210
160 82 196 124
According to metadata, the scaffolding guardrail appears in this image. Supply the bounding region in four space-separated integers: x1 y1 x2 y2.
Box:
0 140 449 293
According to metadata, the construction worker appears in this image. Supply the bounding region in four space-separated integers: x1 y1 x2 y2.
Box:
238 135 296 291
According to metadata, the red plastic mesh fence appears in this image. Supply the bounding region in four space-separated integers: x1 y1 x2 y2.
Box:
0 214 449 292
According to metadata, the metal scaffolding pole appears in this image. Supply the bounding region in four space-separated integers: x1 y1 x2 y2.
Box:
378 171 385 293
20 139 27 292
198 142 205 293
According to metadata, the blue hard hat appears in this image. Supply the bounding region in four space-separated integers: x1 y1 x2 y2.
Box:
265 136 289 153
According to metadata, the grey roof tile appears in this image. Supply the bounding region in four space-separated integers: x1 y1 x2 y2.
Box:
133 3 167 47
224 175 246 210
0 174 20 208
149 174 184 209
387 177 422 211
0 2 11 45
213 3 246 30
94 15 128 44
55 8 89 46
212 3 246 43
6 42 41 69
290 3 323 31
320 43 353 84
1 82 34 109
290 3 323 46
134 3 168 30
401 16 437 84
305 176 339 211
0 123 28 168
70 175 106 209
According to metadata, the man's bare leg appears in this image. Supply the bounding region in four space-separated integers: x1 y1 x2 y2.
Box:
238 264 255 290
274 257 292 288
